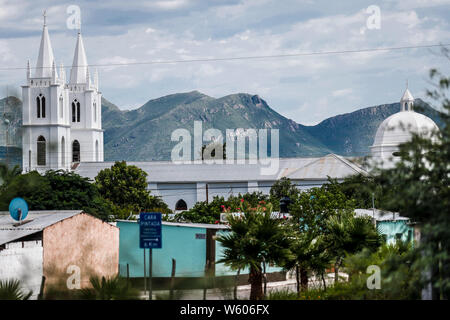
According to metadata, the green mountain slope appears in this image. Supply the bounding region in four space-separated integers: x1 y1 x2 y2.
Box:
1 93 445 164
304 99 444 156
103 91 332 161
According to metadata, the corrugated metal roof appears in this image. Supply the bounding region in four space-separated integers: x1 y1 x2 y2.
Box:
286 154 368 180
0 210 82 245
354 209 409 221
74 154 365 183
116 219 230 230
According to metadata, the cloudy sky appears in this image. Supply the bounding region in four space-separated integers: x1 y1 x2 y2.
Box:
0 0 449 125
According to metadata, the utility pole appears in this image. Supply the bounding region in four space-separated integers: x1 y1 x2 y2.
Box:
206 184 209 203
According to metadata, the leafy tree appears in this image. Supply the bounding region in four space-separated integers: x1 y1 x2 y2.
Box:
95 161 170 214
269 177 299 211
0 170 113 220
201 142 226 160
217 202 293 300
372 66 450 299
172 192 271 224
0 163 21 188
324 211 381 283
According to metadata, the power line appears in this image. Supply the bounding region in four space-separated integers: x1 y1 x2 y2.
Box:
1 42 449 71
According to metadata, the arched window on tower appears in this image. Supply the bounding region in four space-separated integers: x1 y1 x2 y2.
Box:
61 136 65 167
175 199 188 211
95 140 99 162
59 95 64 118
37 136 46 166
36 94 46 118
72 140 80 163
72 99 81 122
93 101 97 123
41 96 45 118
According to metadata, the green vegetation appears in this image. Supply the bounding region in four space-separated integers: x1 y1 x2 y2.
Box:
0 161 171 221
0 279 32 300
217 202 293 300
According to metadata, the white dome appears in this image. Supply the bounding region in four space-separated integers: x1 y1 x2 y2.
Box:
372 110 439 147
370 110 439 168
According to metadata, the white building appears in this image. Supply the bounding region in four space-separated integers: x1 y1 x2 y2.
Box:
21 14 103 173
370 87 439 169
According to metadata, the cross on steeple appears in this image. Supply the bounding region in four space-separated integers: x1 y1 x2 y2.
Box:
43 10 47 27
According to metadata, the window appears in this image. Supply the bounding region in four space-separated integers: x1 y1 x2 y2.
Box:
95 140 99 162
72 140 80 163
61 137 65 166
59 95 64 118
93 101 97 122
72 99 81 122
175 199 188 211
37 136 46 166
36 94 46 118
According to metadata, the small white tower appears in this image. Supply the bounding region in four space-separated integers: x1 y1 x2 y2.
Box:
67 29 103 164
400 81 414 111
21 11 71 172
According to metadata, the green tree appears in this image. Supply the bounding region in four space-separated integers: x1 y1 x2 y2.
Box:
95 161 170 214
0 163 21 188
217 202 293 300
324 211 381 283
373 66 450 299
269 177 299 211
0 170 113 220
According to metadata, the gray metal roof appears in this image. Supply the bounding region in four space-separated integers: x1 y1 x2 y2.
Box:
116 219 230 230
0 210 82 245
74 154 365 183
354 209 409 221
286 154 368 180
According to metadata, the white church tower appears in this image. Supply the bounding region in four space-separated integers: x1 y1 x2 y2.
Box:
22 12 103 172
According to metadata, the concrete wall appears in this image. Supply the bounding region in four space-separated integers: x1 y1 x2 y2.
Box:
118 221 207 277
0 240 43 299
43 213 119 289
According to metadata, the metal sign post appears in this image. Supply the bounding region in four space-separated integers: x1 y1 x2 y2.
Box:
139 212 162 301
149 248 153 300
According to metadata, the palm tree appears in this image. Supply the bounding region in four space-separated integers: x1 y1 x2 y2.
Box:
217 203 293 300
80 276 141 300
325 211 381 283
0 279 32 300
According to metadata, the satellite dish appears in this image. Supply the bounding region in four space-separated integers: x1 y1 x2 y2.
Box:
9 197 29 222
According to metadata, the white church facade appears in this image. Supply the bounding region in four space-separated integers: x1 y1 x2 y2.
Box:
22 15 439 211
21 15 103 173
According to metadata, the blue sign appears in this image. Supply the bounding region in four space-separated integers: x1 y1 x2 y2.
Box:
139 212 162 249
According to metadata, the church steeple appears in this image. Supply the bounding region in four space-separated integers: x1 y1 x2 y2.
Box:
69 31 88 84
35 10 55 78
400 81 414 111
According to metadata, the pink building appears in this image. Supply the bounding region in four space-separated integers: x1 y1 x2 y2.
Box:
0 211 119 298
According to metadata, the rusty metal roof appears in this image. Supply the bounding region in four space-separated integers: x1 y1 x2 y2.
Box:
0 210 82 245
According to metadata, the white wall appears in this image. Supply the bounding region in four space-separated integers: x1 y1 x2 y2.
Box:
0 240 43 299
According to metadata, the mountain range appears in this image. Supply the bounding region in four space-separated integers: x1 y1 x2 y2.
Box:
0 92 445 164
101 91 444 161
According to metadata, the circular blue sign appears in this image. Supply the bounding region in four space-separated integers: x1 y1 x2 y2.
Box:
9 197 29 222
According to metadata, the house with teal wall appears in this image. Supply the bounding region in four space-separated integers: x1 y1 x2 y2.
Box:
116 220 283 280
355 209 414 245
